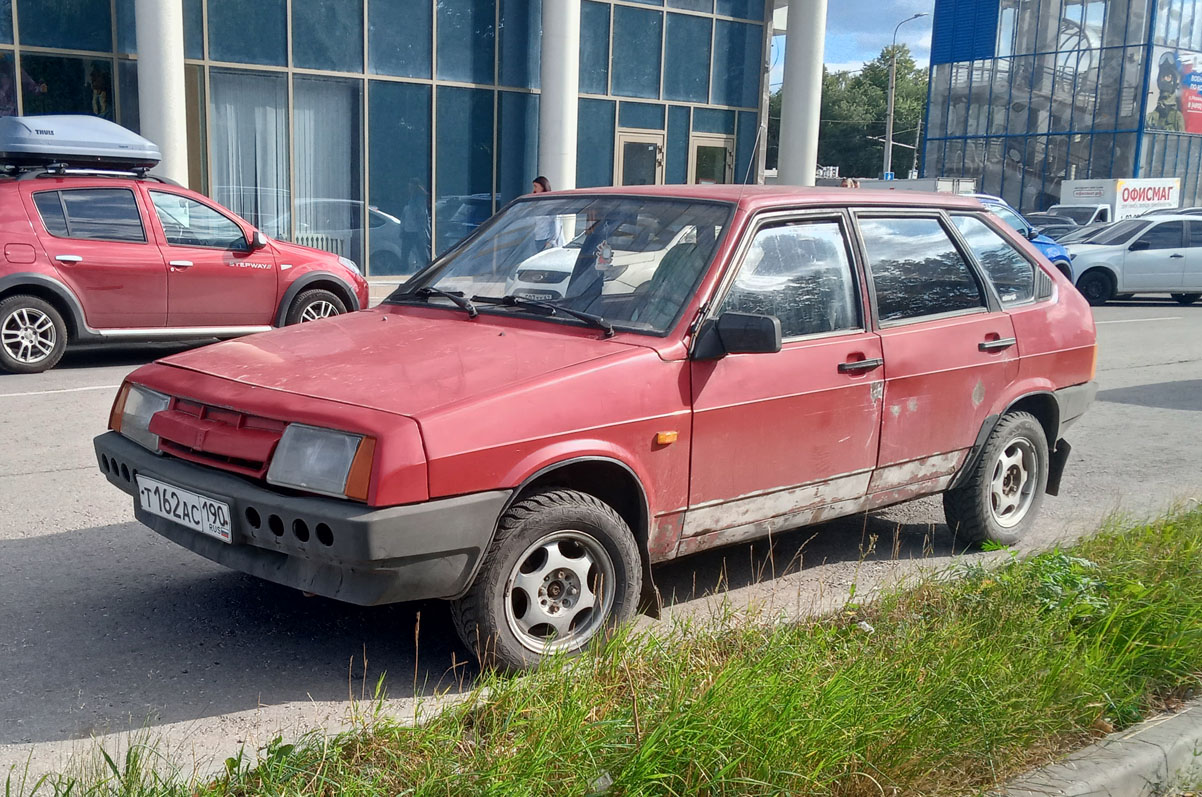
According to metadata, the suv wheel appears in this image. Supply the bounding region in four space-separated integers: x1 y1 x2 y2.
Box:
1171 293 1200 306
1075 269 1114 306
451 489 641 671
285 289 347 325
0 295 67 374
943 411 1049 546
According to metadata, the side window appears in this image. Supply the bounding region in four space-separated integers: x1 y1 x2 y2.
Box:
1135 221 1183 250
989 205 1028 236
859 216 986 323
717 220 861 338
150 191 247 250
56 189 147 243
32 192 69 237
1188 220 1202 246
951 215 1036 304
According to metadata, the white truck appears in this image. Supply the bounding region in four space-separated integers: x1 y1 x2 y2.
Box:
1051 178 1181 224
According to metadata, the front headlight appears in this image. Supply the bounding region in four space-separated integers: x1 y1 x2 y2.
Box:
110 383 170 452
266 424 375 500
338 255 361 275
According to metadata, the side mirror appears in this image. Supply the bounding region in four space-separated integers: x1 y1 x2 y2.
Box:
694 311 782 359
249 230 268 250
1025 227 1039 241
1129 239 1150 252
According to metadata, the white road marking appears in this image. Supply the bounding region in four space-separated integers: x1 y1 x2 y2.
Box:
0 384 120 398
1095 316 1183 325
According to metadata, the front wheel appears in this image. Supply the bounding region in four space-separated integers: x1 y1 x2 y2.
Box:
1075 270 1114 306
1171 293 1200 306
0 294 67 374
943 411 1049 546
284 288 347 325
451 489 641 672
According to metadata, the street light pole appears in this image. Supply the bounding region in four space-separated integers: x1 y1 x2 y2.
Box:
884 12 927 179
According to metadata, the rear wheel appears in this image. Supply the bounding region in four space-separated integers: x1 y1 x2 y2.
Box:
284 289 347 325
1171 293 1200 306
0 294 67 374
1076 269 1114 306
944 411 1049 546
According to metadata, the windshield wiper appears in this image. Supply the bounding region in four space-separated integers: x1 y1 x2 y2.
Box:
399 286 478 318
475 294 615 338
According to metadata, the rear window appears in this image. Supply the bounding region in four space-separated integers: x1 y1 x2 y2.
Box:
951 215 1036 304
32 192 69 237
34 188 146 243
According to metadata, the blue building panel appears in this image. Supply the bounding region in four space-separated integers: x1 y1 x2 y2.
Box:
930 0 998 65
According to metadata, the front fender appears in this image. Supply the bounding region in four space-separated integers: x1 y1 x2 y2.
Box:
274 271 363 326
498 439 660 518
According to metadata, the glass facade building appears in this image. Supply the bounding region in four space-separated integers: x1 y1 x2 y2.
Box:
924 0 1202 212
0 0 769 276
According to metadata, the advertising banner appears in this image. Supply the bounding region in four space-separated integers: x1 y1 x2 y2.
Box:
1147 47 1202 134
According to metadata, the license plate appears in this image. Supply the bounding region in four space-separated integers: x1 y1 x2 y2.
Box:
136 475 232 543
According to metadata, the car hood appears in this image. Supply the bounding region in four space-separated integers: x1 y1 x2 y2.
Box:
156 306 638 418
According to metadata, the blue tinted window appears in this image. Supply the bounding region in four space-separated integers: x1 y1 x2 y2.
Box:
693 107 734 133
579 0 610 94
184 0 204 59
664 13 710 102
369 80 431 276
117 0 135 53
209 0 286 66
577 98 615 187
711 19 761 107
619 101 665 129
438 0 496 85
0 0 10 44
669 0 711 10
293 0 364 72
735 110 757 183
18 0 110 51
118 59 139 132
666 105 689 183
497 91 539 204
716 0 763 19
499 0 540 88
435 86 494 253
611 5 662 99
628 0 663 4
19 55 114 119
369 0 431 78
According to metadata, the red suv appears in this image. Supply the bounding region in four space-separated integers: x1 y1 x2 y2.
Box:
94 186 1097 670
0 171 369 373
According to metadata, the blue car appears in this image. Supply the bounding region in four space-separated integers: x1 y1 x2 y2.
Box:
972 195 1073 278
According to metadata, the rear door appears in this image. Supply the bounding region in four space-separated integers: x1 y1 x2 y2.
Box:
1185 221 1202 291
145 189 278 327
1121 220 1186 291
25 185 167 328
686 213 883 540
856 212 1019 494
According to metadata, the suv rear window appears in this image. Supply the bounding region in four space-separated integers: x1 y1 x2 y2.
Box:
33 188 146 243
951 215 1036 304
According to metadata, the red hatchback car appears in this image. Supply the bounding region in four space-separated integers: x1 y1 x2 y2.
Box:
94 186 1097 670
0 166 368 374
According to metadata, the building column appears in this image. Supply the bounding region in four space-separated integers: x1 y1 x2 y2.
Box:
777 0 828 186
539 0 580 191
134 0 189 186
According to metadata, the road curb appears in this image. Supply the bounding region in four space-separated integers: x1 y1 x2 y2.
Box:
1000 700 1202 796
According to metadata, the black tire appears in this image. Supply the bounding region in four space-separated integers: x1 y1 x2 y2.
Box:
284 288 347 325
1075 269 1114 306
1171 293 1200 306
0 294 67 374
943 411 1050 547
450 488 642 672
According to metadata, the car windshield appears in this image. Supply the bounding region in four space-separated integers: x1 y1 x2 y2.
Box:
388 196 731 335
1086 219 1150 246
1050 206 1098 224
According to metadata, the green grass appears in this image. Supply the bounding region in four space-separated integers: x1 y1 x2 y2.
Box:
12 510 1202 796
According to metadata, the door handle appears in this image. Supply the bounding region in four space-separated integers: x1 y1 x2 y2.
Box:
1170 253 1185 259
979 337 1017 352
55 254 82 263
169 260 194 268
838 357 884 373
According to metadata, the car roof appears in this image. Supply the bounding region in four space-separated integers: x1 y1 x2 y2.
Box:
538 184 986 213
1130 213 1198 221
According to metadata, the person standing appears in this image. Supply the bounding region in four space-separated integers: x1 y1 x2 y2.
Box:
399 179 431 274
530 175 565 250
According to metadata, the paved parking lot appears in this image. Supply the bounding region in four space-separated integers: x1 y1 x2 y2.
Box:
2 297 1200 775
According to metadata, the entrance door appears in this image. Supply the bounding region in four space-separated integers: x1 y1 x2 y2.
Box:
689 135 734 184
616 131 665 186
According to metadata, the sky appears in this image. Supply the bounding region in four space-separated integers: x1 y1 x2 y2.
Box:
769 0 936 89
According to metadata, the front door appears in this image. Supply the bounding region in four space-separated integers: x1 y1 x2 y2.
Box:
689 134 734 185
616 131 665 186
1122 220 1186 291
25 186 167 328
856 213 1019 493
686 214 883 542
146 190 278 327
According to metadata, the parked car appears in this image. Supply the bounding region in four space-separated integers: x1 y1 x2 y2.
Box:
1023 212 1079 241
971 195 1073 277
0 116 368 374
94 186 1097 671
1063 213 1202 305
1058 223 1113 245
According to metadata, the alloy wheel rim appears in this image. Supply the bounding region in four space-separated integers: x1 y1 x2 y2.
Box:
990 436 1039 529
300 301 339 322
504 530 616 654
1 307 56 364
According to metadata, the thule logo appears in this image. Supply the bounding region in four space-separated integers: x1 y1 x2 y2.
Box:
35 129 54 135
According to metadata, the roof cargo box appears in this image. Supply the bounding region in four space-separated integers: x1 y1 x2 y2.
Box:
0 115 160 170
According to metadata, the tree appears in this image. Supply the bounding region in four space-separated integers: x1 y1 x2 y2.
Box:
767 44 928 179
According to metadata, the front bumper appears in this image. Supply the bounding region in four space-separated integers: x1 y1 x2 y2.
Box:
94 432 510 605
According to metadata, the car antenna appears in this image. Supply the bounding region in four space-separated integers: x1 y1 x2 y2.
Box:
735 123 764 205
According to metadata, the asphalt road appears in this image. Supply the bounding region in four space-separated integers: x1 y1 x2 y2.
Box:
2 299 1200 775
